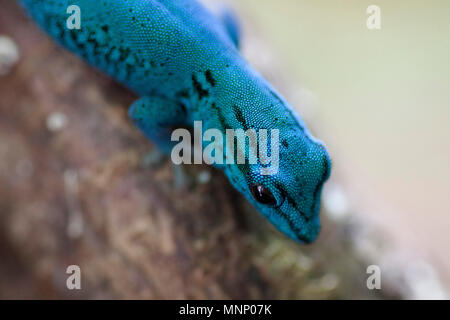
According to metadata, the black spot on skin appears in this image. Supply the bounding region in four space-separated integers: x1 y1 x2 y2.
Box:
212 103 230 130
232 105 244 123
86 33 102 56
101 25 109 33
118 47 131 61
179 102 187 117
205 69 216 87
232 105 249 130
282 139 289 148
192 74 209 99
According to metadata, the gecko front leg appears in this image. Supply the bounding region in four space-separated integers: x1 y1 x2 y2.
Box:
128 96 187 155
128 96 193 188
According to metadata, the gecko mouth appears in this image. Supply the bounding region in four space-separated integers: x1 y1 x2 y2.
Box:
296 234 312 244
294 220 320 244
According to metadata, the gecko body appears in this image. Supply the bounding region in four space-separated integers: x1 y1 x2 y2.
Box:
21 0 331 243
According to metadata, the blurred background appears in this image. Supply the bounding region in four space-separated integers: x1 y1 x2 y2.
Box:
0 0 448 299
231 0 450 294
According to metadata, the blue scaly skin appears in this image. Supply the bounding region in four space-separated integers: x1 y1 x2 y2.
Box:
20 0 331 244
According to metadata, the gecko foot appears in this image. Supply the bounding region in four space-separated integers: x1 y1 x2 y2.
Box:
141 148 166 169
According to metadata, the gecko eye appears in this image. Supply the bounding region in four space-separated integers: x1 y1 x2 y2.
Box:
250 185 277 206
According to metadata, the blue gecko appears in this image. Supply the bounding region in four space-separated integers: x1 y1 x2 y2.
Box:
20 0 331 244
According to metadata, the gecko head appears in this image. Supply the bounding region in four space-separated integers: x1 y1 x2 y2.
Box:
229 134 331 244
